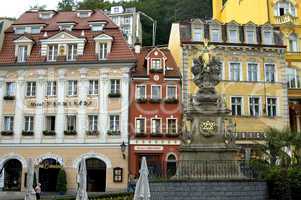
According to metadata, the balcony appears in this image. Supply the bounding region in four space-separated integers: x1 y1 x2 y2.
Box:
274 14 297 25
286 52 301 62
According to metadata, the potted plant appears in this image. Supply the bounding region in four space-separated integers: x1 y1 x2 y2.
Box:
56 169 67 195
43 130 56 136
3 96 15 100
64 130 77 136
1 131 13 136
108 93 121 98
136 97 148 104
107 130 121 136
149 98 161 104
164 97 179 104
86 130 100 136
22 131 34 136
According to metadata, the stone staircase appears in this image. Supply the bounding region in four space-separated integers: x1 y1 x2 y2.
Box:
150 180 268 200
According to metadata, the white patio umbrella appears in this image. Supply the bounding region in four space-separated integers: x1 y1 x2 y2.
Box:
134 157 151 200
25 158 36 200
76 158 88 200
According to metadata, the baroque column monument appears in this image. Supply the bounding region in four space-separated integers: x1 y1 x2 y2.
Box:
178 39 239 178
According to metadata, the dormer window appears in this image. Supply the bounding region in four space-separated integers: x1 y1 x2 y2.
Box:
94 34 113 61
275 1 296 17
58 23 75 31
15 27 25 34
89 21 106 32
48 45 58 61
151 59 162 70
31 26 41 34
67 44 77 61
228 29 239 43
77 10 92 18
39 11 55 19
245 25 257 44
211 29 220 42
98 43 108 60
14 25 43 34
17 46 27 63
262 30 273 45
192 28 203 42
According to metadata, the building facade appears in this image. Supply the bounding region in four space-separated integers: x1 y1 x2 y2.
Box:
212 0 301 132
0 9 135 192
129 46 181 178
168 19 289 159
105 6 142 47
0 18 14 51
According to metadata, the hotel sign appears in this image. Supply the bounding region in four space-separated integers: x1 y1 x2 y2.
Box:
134 146 164 152
29 100 93 107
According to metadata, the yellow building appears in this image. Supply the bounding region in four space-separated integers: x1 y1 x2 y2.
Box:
168 19 289 159
213 0 301 132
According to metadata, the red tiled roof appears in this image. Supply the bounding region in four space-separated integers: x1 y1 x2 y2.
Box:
132 47 181 78
0 10 135 65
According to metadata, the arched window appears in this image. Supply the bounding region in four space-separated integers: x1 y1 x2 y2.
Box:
166 154 177 178
275 1 296 17
2 159 22 191
289 33 298 52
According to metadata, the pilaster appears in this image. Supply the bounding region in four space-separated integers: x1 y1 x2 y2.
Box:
99 72 109 142
121 73 130 143
56 69 65 143
14 70 25 143
78 68 88 143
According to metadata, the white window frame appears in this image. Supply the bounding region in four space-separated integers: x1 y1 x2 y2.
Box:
98 43 108 60
17 45 28 63
230 96 244 116
210 28 221 43
288 34 298 52
6 82 15 96
66 115 77 131
136 84 146 99
247 63 260 82
264 63 277 83
229 62 242 81
228 28 239 43
46 81 56 96
266 97 278 117
88 115 98 132
151 85 162 99
26 81 36 97
110 79 120 94
89 80 99 95
245 28 257 44
24 116 34 132
47 44 58 61
151 117 162 134
166 85 177 99
45 115 56 131
135 117 146 134
67 80 78 96
192 28 204 42
287 68 300 89
67 44 77 61
3 116 14 132
262 30 274 45
109 115 120 132
249 96 261 117
151 58 162 70
166 118 178 134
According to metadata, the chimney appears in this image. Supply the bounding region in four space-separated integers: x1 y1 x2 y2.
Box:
134 42 141 54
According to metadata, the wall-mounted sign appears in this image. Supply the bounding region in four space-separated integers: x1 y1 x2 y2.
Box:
29 100 93 107
134 146 164 151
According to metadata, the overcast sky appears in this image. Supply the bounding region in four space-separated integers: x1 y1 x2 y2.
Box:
0 0 62 18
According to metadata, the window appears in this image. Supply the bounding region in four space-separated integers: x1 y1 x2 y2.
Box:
246 30 256 44
89 80 99 95
17 46 27 63
275 2 296 17
151 85 161 99
24 116 34 132
287 68 300 88
231 97 242 116
31 26 41 34
193 28 203 41
263 31 273 45
68 80 77 96
88 115 98 131
265 64 276 83
113 167 123 183
46 116 55 131
135 118 145 134
6 82 15 96
46 81 56 96
48 45 58 61
15 27 25 34
229 29 239 43
267 98 277 117
110 79 120 94
151 59 162 70
67 44 77 61
167 119 177 134
92 25 104 32
229 63 241 81
249 97 260 117
167 85 177 99
136 85 146 99
66 115 76 131
98 43 108 60
124 16 130 24
211 29 220 42
166 155 177 178
109 115 120 131
288 34 298 52
248 63 258 81
151 119 161 134
4 116 14 132
26 82 36 97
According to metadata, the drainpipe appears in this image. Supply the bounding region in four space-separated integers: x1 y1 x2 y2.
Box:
267 0 271 23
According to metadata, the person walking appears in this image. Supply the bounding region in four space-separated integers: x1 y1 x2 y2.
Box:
35 183 41 200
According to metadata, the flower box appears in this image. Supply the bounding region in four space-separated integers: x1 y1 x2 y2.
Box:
164 98 179 104
86 130 100 136
149 98 161 104
108 93 121 98
151 132 163 137
3 96 15 100
166 133 180 138
64 130 77 136
1 131 13 136
136 98 147 104
43 130 56 136
107 130 121 136
135 132 147 137
22 131 34 136
149 68 163 73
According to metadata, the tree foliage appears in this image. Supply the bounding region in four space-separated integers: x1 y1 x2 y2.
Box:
57 0 212 45
57 0 76 11
56 169 67 194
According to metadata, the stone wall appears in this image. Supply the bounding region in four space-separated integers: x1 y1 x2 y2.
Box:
150 180 268 200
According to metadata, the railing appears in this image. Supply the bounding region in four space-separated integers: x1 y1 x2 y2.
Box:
176 160 257 180
275 14 297 24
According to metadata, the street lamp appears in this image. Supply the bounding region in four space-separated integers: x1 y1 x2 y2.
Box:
120 141 127 159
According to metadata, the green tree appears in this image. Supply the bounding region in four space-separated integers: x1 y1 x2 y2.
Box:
30 4 47 10
57 0 76 11
56 169 67 194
